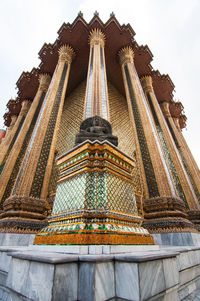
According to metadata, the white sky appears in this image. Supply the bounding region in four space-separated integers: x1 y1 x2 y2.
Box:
0 0 199 167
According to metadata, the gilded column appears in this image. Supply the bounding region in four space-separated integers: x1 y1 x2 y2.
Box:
173 116 200 178
0 101 31 169
12 45 75 199
84 28 109 120
6 114 17 133
0 45 75 232
0 114 16 174
140 76 199 210
118 47 197 233
0 74 51 202
161 101 200 204
119 47 176 198
0 114 17 156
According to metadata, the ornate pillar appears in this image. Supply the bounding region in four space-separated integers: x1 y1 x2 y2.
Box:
173 117 200 178
0 115 16 174
84 28 109 120
7 114 17 132
0 45 75 232
118 47 196 234
13 45 74 197
0 114 17 152
0 74 51 203
0 101 31 170
140 76 199 210
161 101 200 205
119 47 176 198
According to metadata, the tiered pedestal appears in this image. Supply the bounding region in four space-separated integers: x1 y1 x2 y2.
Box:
34 140 153 245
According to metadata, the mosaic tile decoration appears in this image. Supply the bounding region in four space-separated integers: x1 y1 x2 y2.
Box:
56 81 86 156
53 171 137 215
30 63 68 198
2 92 46 201
166 119 200 203
46 80 144 216
34 141 154 245
108 82 143 214
146 92 187 205
124 64 159 198
47 152 59 201
108 82 136 158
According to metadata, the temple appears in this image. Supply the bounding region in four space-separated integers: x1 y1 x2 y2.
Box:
0 12 200 300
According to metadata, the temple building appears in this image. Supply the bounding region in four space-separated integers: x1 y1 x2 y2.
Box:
0 12 200 300
0 11 199 238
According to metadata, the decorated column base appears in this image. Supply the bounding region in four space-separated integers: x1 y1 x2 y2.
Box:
187 210 200 232
143 196 197 233
0 195 49 233
34 140 154 245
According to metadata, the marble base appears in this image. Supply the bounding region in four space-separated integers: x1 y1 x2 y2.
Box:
1 232 200 249
0 246 199 300
28 244 159 255
153 232 200 246
0 233 35 246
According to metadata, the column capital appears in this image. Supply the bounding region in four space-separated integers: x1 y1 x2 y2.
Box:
38 73 51 92
140 75 153 93
160 101 171 118
20 99 32 115
7 114 18 131
118 46 134 66
173 117 181 131
89 28 105 47
58 45 75 64
10 114 18 125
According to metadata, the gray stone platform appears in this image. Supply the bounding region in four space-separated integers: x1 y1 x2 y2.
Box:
0 233 35 246
153 232 200 246
0 245 200 300
0 232 200 300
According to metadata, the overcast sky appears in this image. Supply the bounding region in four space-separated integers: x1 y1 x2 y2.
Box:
0 0 199 167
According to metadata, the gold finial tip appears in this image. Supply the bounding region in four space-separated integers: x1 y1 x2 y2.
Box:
118 46 134 56
58 44 76 62
59 44 75 55
140 75 152 81
118 46 134 65
89 28 105 46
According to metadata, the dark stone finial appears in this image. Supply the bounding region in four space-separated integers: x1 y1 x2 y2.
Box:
78 11 83 17
75 115 118 146
110 12 115 17
94 11 99 16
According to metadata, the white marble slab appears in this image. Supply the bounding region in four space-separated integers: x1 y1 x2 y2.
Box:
28 244 159 255
115 261 139 301
95 262 115 301
163 257 179 289
29 244 89 254
6 257 30 295
52 263 78 301
139 259 165 300
26 261 54 301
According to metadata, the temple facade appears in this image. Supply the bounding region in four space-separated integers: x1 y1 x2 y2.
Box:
0 12 200 243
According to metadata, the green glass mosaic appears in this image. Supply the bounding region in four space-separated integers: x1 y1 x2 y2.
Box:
146 92 187 206
52 170 138 216
30 63 68 198
124 64 159 197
